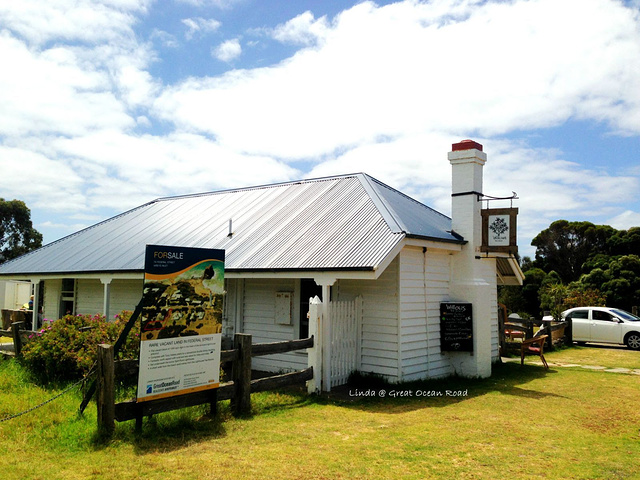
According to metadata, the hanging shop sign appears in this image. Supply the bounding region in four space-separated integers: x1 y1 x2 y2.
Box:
440 302 473 352
137 245 225 402
481 208 518 254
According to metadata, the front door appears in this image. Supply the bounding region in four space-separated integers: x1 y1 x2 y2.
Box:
590 309 622 344
299 279 322 339
567 309 590 341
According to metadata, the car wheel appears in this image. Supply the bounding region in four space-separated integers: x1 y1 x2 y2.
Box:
625 332 640 350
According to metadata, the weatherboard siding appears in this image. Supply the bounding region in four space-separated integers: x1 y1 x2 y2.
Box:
337 256 400 381
76 280 103 315
111 280 144 315
42 279 61 321
399 247 455 382
489 266 499 362
241 278 307 373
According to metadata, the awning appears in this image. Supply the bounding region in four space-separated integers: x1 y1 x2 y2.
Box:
496 256 524 286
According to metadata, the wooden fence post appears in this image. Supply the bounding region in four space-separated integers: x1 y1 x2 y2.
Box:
541 320 554 351
97 344 115 437
231 333 252 416
633 306 638 316
11 321 24 357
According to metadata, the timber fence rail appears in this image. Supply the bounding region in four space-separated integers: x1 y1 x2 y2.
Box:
96 333 314 436
0 321 30 357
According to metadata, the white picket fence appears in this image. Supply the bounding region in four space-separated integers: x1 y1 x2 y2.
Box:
307 296 362 392
329 298 362 388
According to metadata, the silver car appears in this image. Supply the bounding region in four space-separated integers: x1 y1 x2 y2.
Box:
558 307 640 350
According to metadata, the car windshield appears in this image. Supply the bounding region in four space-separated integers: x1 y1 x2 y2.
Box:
611 309 640 321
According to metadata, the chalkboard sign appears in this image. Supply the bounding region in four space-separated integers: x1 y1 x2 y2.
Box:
440 302 473 352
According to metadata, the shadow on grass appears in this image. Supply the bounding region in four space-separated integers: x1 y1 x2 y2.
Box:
320 361 567 414
89 389 317 453
88 362 565 449
90 403 230 453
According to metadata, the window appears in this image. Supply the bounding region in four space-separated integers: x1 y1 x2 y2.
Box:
568 310 588 319
593 310 613 321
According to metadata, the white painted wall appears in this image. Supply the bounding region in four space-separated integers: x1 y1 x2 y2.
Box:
241 277 307 373
110 279 144 315
0 280 31 310
43 279 61 321
76 279 102 315
398 246 456 382
45 278 143 320
336 257 400 381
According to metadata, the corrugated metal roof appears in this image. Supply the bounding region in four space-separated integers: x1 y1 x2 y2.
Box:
0 173 463 276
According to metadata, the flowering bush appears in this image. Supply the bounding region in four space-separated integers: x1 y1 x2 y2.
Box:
20 311 140 382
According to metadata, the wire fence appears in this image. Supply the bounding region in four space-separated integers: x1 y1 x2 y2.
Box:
0 369 95 423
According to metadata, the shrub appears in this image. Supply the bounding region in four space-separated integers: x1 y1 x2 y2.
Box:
20 312 140 382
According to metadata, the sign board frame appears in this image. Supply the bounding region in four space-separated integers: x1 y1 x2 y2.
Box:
481 207 518 254
137 245 225 403
440 302 473 352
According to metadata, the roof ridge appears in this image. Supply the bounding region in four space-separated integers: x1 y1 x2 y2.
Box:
356 173 405 233
367 175 453 222
154 173 363 202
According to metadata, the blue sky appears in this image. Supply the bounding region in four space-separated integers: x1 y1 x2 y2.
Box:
1 0 639 259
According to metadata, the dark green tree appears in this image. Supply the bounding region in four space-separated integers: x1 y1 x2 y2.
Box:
0 199 43 264
580 255 640 311
531 220 616 283
607 227 640 256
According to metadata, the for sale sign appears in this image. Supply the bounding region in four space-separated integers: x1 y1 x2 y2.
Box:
137 245 225 402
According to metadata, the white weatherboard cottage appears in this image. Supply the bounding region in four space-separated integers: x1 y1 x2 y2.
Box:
0 141 522 389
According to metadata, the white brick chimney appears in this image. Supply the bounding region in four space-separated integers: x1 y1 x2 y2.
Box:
447 140 496 378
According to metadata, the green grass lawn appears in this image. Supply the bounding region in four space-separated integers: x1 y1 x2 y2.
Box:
1 354 639 480
544 343 640 370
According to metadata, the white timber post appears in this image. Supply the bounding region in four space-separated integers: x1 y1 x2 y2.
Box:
314 275 336 392
307 295 323 394
100 277 112 321
30 278 41 331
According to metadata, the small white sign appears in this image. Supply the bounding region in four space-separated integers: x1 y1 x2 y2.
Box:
488 214 510 246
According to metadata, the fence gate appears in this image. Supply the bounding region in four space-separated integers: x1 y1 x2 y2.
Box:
329 297 362 388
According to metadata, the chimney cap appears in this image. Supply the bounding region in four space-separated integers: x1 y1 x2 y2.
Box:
452 139 483 152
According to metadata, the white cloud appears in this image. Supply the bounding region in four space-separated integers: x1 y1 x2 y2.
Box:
0 0 639 250
270 11 330 46
212 39 242 62
182 17 222 40
0 146 87 212
0 0 148 45
176 0 243 8
150 29 179 48
608 210 640 230
156 0 640 160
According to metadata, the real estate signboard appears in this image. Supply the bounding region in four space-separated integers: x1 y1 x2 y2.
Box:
137 245 225 402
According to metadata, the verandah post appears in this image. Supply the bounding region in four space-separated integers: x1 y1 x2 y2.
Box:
307 296 322 394
231 333 252 416
96 343 115 437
